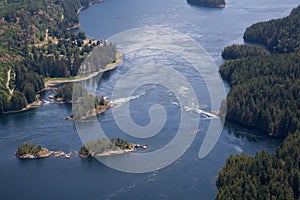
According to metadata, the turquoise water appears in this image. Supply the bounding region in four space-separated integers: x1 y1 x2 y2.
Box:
0 0 299 199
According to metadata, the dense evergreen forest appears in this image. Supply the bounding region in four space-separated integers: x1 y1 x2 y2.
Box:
217 5 300 199
216 131 300 200
187 0 225 8
220 5 300 138
244 6 300 53
0 0 116 114
220 52 300 138
221 44 270 60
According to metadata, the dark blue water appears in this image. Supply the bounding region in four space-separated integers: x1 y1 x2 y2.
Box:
1 0 299 199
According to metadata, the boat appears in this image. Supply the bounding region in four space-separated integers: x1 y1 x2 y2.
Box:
134 144 149 149
54 151 65 158
65 153 72 158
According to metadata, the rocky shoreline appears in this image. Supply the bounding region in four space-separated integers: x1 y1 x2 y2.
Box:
16 143 148 160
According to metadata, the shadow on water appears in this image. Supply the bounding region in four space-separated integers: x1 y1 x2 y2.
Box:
224 121 283 145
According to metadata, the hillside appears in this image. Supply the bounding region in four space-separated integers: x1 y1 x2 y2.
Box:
0 0 115 114
216 5 300 200
244 5 300 53
220 5 300 138
216 131 300 199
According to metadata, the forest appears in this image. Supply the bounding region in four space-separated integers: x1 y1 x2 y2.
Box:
244 5 300 53
216 5 300 199
221 44 270 60
0 0 111 114
216 131 300 200
220 5 300 138
220 52 300 138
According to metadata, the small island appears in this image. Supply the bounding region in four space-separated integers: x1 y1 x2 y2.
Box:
75 95 113 121
16 143 52 159
79 137 148 158
45 82 113 120
187 0 226 8
16 138 148 159
79 138 135 158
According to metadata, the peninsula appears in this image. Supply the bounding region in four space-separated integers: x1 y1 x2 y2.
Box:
0 0 112 115
44 51 122 88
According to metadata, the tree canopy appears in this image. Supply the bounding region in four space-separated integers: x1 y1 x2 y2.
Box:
216 131 300 200
0 0 113 113
220 6 300 138
217 4 300 200
244 5 300 53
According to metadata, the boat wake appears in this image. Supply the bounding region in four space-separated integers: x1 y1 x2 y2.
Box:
169 86 218 119
111 92 146 107
183 105 218 119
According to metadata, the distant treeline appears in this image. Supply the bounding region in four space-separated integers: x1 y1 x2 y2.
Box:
187 0 225 8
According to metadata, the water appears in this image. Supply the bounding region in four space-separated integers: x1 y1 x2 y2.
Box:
0 0 298 199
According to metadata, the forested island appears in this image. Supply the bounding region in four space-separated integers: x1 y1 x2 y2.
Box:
216 5 300 199
79 138 136 158
16 143 52 159
0 0 114 114
187 0 226 8
16 138 147 159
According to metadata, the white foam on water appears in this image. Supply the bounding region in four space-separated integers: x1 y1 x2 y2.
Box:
234 145 243 154
111 92 146 107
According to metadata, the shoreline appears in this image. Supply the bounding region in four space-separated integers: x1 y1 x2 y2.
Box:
94 148 136 157
44 52 122 88
17 148 52 159
17 144 148 159
4 53 122 115
78 103 113 121
67 0 105 30
4 99 43 114
3 0 117 115
67 102 113 121
77 0 104 15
